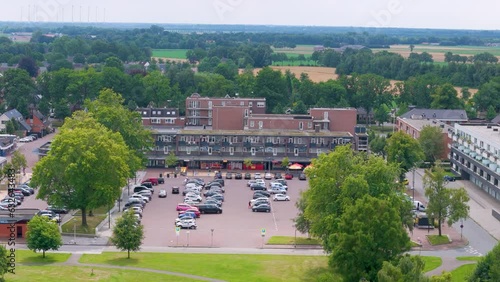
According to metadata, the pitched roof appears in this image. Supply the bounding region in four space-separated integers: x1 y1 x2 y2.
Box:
2 109 31 131
400 109 468 121
492 114 500 125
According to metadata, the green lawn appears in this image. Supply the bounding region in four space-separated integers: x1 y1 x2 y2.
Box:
80 252 330 282
422 256 443 273
450 263 477 282
16 249 71 264
427 235 451 245
61 214 107 235
5 266 199 282
267 236 321 245
152 49 189 59
456 256 482 261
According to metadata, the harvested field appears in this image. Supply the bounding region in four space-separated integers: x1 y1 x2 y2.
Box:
244 66 338 82
374 44 500 62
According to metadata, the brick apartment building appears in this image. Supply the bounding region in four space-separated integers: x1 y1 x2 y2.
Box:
142 94 367 169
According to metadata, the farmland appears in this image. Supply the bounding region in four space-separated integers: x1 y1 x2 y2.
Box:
151 49 188 59
245 66 338 82
373 44 500 62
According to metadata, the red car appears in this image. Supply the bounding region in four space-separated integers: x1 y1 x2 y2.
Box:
285 173 294 180
143 178 159 185
176 203 197 211
179 208 201 218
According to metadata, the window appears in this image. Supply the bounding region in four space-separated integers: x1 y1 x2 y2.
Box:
222 101 226 106
151 118 160 124
208 101 213 108
249 102 253 107
232 136 238 143
257 102 265 108
164 146 169 154
208 111 212 117
208 147 212 155
143 111 147 115
230 147 234 155
317 149 323 155
251 147 256 156
288 138 293 143
152 111 156 115
244 109 249 117
294 148 299 156
250 121 255 128
299 122 303 130
240 101 244 106
258 121 263 129
323 111 328 120
165 119 175 124
308 122 313 128
172 111 176 115
273 148 277 156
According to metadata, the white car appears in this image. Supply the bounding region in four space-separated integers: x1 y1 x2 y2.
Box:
254 173 262 180
264 173 273 180
270 182 288 191
184 199 199 206
184 194 202 202
19 137 32 143
176 218 197 229
273 194 290 201
268 187 287 194
124 206 143 214
131 194 150 203
251 197 270 204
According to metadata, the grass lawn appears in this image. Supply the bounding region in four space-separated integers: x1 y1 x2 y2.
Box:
427 235 451 245
450 263 477 282
80 252 330 282
411 241 421 247
73 206 109 216
61 214 107 235
267 236 321 245
421 256 443 273
456 256 482 261
5 265 199 281
152 49 188 59
16 249 71 264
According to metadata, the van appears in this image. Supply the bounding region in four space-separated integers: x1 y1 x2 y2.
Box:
413 201 426 211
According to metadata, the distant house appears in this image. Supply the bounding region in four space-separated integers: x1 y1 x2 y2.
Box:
26 109 52 137
0 109 31 135
0 135 16 156
492 114 500 125
313 45 325 52
399 108 468 125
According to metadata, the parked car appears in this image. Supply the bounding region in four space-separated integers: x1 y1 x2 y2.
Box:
183 188 201 196
274 179 288 186
251 199 270 207
197 204 223 214
19 137 32 143
38 210 61 223
252 203 271 213
214 172 222 179
176 212 195 222
133 185 153 194
251 197 270 204
203 190 223 198
207 194 224 202
247 180 257 187
225 172 233 179
268 187 287 194
46 205 69 214
123 206 143 215
444 175 456 182
124 202 145 210
176 218 197 229
158 189 167 198
270 182 288 191
254 173 262 180
176 203 197 211
203 199 222 207
274 172 282 179
273 194 290 201
235 173 243 179
179 208 201 218
253 191 271 198
141 181 154 189
171 186 180 194
135 190 152 200
184 200 199 206
158 176 165 184
143 178 159 185
244 173 251 180
285 173 293 180
264 173 273 180
184 194 202 203
250 183 267 191
126 198 146 207
17 184 35 194
2 197 20 206
212 179 225 187
130 193 150 203
299 173 307 180
14 188 31 196
205 181 222 190
208 185 225 193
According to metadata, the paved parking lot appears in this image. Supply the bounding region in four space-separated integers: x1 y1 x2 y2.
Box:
140 169 309 248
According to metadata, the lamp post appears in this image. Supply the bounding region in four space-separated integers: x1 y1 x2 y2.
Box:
73 217 77 244
210 228 214 247
108 204 111 229
294 225 297 249
412 167 416 201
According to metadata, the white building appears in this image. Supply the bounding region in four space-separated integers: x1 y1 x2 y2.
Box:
450 124 500 201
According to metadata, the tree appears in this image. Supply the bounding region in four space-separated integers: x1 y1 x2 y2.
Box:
431 83 462 109
84 89 153 178
142 71 172 107
165 151 178 168
369 134 387 157
26 215 63 258
378 255 429 282
469 242 500 281
423 163 470 236
292 100 307 114
31 111 131 226
10 151 27 178
386 131 425 180
0 68 35 111
104 56 124 72
243 158 252 168
486 105 497 122
473 78 500 112
110 210 144 259
0 244 8 278
281 156 290 169
18 56 39 77
409 44 415 52
374 104 391 126
331 196 410 281
418 125 445 163
294 190 312 237
5 118 18 134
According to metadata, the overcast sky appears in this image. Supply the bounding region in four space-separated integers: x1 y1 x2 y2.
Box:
3 0 500 30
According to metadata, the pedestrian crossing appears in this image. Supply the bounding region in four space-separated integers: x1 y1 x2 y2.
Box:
463 245 483 256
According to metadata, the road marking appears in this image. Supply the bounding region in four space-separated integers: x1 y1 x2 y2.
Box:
464 246 483 256
270 200 278 231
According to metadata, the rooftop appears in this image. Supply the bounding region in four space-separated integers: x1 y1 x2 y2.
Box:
400 108 468 121
179 129 353 137
399 118 452 133
455 124 500 149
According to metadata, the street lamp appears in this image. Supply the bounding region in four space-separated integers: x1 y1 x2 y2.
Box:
210 229 214 247
73 217 77 244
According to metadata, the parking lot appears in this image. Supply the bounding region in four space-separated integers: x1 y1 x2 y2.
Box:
139 169 309 248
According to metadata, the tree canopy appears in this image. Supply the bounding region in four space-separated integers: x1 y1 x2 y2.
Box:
26 215 63 258
418 125 445 163
386 131 425 180
111 210 144 259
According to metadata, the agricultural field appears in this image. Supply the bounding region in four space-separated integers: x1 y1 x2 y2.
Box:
373 44 500 62
248 66 338 82
151 49 189 62
272 44 317 55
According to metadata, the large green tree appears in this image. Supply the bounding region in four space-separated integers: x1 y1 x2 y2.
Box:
26 215 63 258
84 89 153 178
378 255 429 282
386 131 425 180
31 111 131 226
142 70 172 107
423 163 470 236
331 196 410 281
0 68 35 112
110 210 144 259
473 78 500 112
418 125 445 163
0 244 9 277
431 83 462 109
469 242 500 281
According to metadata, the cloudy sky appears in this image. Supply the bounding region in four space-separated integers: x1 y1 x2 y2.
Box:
3 0 500 30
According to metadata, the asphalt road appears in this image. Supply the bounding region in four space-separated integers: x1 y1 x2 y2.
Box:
140 169 308 248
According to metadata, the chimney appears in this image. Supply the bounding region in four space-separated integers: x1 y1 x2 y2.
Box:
315 125 320 133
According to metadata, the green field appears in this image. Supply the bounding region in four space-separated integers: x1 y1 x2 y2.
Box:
272 60 319 66
373 44 500 56
152 49 189 59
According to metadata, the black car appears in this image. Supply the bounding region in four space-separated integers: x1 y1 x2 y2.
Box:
207 194 224 202
299 173 307 181
205 181 222 190
252 203 271 213
197 204 223 214
244 173 251 180
14 188 31 196
444 175 456 182
171 186 180 194
204 190 223 197
214 172 222 179
225 172 233 179
125 199 145 208
203 200 222 207
47 205 69 214
253 191 271 198
213 179 225 187
141 182 154 189
158 176 165 184
250 183 267 191
235 173 243 179
274 173 282 179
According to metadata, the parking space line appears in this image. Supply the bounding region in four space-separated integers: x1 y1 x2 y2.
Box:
270 201 278 231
